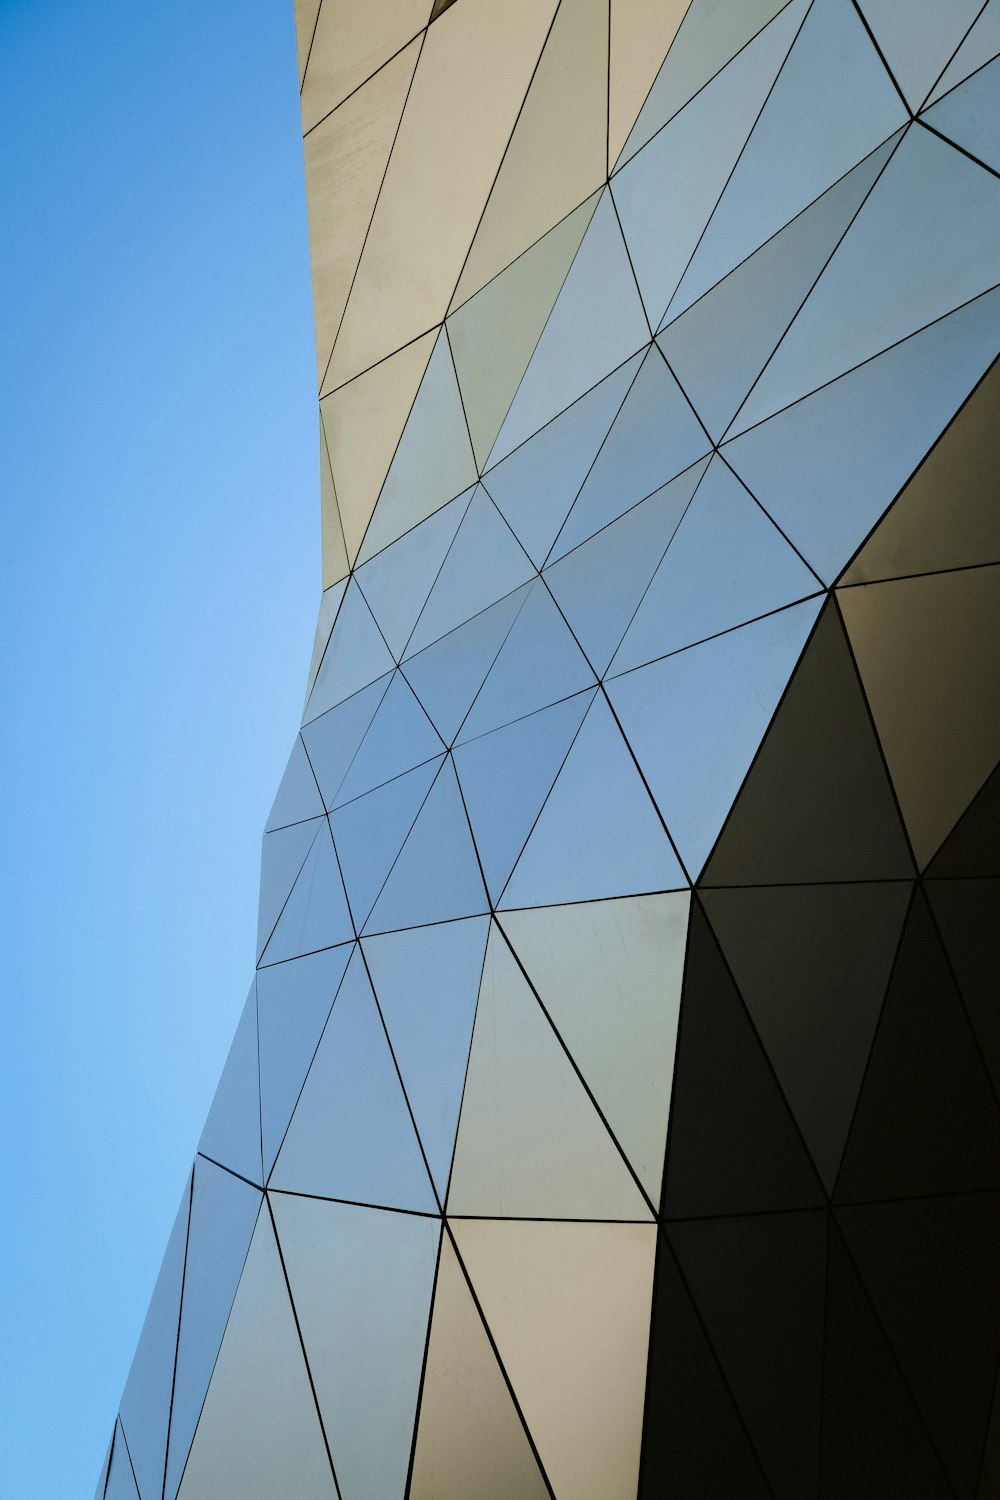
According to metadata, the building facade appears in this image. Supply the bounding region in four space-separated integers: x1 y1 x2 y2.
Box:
97 2 1000 1496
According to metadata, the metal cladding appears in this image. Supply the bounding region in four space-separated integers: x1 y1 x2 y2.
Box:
97 3 1000 1497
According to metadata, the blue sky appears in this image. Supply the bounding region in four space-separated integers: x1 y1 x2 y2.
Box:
0 1 318 1492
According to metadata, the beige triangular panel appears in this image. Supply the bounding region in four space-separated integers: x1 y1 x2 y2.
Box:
319 418 349 589
448 192 600 470
499 891 689 1205
842 360 1000 584
410 1236 550 1500
357 328 478 564
319 329 436 565
176 1212 336 1500
301 0 428 132
608 0 691 168
838 567 1000 869
295 0 321 88
325 0 560 391
454 1219 656 1500
451 0 608 310
304 39 421 388
447 923 651 1220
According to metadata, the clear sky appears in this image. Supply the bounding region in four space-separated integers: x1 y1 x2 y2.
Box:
0 1 318 1493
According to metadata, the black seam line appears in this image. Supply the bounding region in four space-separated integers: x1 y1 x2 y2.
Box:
920 874 1000 1119
301 675 395 816
447 185 602 322
654 892 698 1221
538 342 651 571
446 1224 559 1500
662 1183 1000 1224
329 749 446 820
437 921 496 1210
921 34 998 117
323 664 445 801
349 758 456 938
356 941 444 1213
401 1220 446 1500
320 322 436 409
357 487 478 664
195 1153 264 1194
364 886 693 945
633 1193 664 1499
835 347 1000 583
302 576 352 712
433 0 566 323
447 746 497 914
436 491 546 737
652 334 715 451
455 683 599 757
721 271 1000 450
714 448 827 588
541 465 710 681
658 0 818 330
444 324 481 479
99 1424 113 1500
659 1227 779 1498
553 454 711 679
839 557 1000 591
169 1192 267 1500
157 1169 193 1500
451 184 605 484
691 597 827 877
251 978 264 1189
604 0 611 179
921 0 992 110
831 1215 961 1498
832 591 921 873
116 1418 143 1497
920 754 1000 873
481 340 643 488
266 1196 344 1499
829 885 918 1202
493 916 659 1219
445 1213 658 1224
324 0 563 421
319 414 349 583
918 0 992 111
716 123 910 445
598 681 693 882
317 29 428 398
489 688 600 908
268 1185 441 1217
917 112 1000 180
401 493 537 667
539 447 710 573
849 0 913 116
264 737 325 837
256 935 353 974
391 478 479 663
328 783 381 935
256 822 325 967
658 124 906 344
607 186 654 339
611 0 799 177
298 0 323 95
691 890 830 1198
302 26 426 138
429 580 535 750
262 951 353 1187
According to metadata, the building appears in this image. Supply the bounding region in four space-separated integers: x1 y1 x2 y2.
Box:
96 2 1000 1496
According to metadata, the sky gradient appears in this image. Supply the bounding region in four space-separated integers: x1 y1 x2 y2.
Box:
0 2 318 1492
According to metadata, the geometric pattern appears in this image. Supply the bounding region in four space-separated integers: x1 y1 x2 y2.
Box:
96 2 1000 1496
